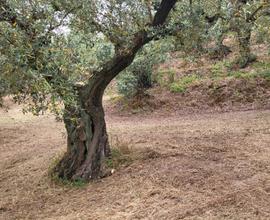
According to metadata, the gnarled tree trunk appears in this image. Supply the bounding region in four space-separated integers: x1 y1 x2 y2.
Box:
54 51 146 181
53 90 110 181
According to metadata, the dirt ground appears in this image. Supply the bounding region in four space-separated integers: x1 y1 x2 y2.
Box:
0 100 270 220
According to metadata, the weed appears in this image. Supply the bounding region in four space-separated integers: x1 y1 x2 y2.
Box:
227 70 260 79
211 62 224 78
170 74 200 93
259 70 270 79
251 61 270 70
155 69 176 87
105 148 133 169
105 135 134 169
211 60 232 78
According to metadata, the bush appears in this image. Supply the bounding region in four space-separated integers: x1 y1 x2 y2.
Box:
116 62 153 98
116 72 138 98
116 39 174 97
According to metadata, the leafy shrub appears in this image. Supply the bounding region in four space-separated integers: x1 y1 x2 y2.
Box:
117 39 173 97
170 83 186 93
252 61 270 70
116 72 138 97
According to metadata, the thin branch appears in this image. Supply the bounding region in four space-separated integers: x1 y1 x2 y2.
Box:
246 2 270 22
247 4 264 22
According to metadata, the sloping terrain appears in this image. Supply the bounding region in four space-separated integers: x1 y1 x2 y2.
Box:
0 101 270 220
108 41 270 115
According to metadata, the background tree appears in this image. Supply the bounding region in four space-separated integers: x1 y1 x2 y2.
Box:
171 0 270 65
211 0 270 67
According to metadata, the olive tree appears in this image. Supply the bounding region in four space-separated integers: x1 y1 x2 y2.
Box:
0 0 178 181
211 0 270 67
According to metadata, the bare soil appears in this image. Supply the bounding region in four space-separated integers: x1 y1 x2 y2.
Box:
0 98 270 219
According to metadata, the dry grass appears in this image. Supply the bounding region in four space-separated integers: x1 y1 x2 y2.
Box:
0 100 270 219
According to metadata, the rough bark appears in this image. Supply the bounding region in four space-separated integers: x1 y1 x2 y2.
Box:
53 98 110 181
53 0 178 182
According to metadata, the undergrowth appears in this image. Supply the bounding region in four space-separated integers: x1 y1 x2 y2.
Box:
155 69 176 87
170 74 201 93
155 59 270 94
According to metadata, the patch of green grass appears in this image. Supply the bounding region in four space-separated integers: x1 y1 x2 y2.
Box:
183 56 197 63
61 178 87 187
249 61 270 80
226 60 270 80
211 60 232 78
170 74 200 93
228 69 270 80
227 70 255 79
52 175 88 188
170 83 186 93
251 61 270 70
259 70 270 79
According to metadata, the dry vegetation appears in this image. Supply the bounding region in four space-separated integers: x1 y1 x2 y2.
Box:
0 98 270 219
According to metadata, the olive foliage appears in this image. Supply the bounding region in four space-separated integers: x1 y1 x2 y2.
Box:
0 0 172 114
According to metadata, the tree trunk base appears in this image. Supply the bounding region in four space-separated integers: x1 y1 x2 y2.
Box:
51 109 111 182
52 147 112 182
